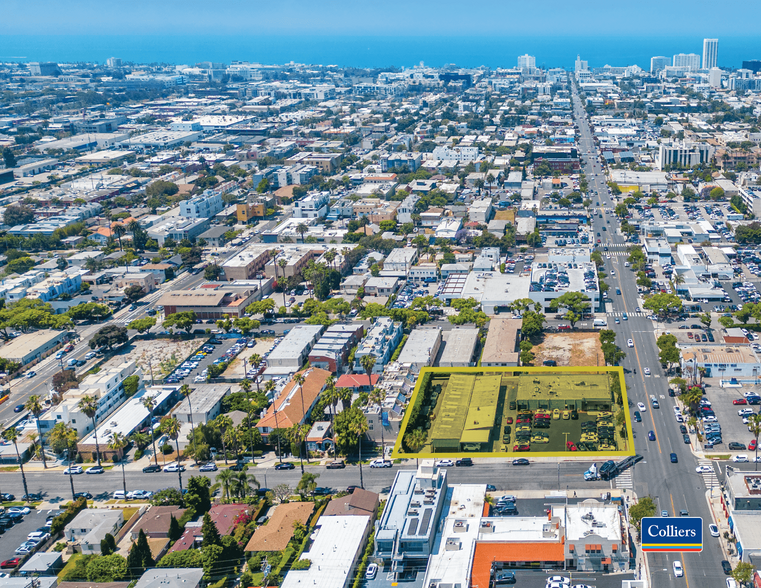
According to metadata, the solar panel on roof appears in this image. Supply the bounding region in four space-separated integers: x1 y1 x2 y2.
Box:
419 509 432 535
407 518 418 535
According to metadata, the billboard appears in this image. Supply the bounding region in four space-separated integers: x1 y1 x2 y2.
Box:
641 517 703 552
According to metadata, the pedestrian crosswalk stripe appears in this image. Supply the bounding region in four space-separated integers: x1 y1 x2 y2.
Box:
616 470 633 489
607 312 647 317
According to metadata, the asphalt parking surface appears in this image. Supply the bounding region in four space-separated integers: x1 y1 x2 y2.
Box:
0 508 61 565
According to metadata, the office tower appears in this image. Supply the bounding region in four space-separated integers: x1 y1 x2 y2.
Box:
702 39 718 70
574 55 588 72
106 57 123 68
709 67 722 88
517 54 536 72
650 56 670 73
673 53 700 71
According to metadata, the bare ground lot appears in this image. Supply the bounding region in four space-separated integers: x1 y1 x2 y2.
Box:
102 338 201 379
533 332 604 367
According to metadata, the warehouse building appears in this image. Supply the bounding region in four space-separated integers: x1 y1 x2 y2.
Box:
396 327 442 373
159 288 259 319
480 318 521 366
437 327 479 367
0 329 67 366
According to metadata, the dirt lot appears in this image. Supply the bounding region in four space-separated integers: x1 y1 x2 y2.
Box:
102 338 201 379
533 332 604 367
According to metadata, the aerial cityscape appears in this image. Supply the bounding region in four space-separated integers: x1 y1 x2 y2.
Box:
2 3 761 588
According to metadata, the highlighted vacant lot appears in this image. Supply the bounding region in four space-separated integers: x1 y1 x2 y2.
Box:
392 366 633 459
533 332 603 367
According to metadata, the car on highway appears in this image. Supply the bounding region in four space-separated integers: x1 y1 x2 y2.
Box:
661 510 669 517
622 313 628 320
673 561 683 577
163 463 185 472
435 459 454 467
274 462 295 470
710 524 720 537
670 453 678 463
647 431 656 441
637 402 646 412
627 339 634 348
512 458 530 466
633 411 641 422
85 466 104 475
644 367 651 375
142 464 161 473
199 463 218 472
64 465 83 475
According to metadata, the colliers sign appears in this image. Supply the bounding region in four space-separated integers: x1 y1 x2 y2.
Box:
641 517 703 552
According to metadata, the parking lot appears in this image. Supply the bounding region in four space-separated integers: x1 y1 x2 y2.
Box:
0 507 61 567
697 381 761 455
164 335 262 385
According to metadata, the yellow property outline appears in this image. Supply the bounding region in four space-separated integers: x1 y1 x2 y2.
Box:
391 365 634 459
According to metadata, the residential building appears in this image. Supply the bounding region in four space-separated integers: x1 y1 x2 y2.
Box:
130 506 187 541
469 198 493 224
673 53 701 71
281 516 372 588
353 317 403 374
408 263 439 283
518 54 536 72
383 247 418 274
222 246 272 281
323 489 379 519
650 56 670 73
364 276 400 296
179 191 224 219
306 421 333 452
133 569 204 588
255 368 331 439
396 193 420 224
431 145 479 162
169 504 250 553
244 502 314 552
18 553 63 577
236 196 273 222
147 216 210 246
308 323 364 373
703 38 719 70
481 318 521 366
264 325 325 375
64 510 123 554
381 152 422 172
293 192 330 219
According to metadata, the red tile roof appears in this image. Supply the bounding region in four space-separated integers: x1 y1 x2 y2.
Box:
335 374 379 389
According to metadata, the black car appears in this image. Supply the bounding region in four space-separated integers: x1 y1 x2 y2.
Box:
455 458 473 467
229 462 247 471
668 389 676 397
74 492 93 500
512 458 530 466
22 493 42 501
633 411 642 422
722 560 732 575
142 464 161 473
683 434 691 444
729 442 747 450
486 484 497 491
274 462 295 470
679 424 688 435
311 487 333 496
0 493 14 502
670 453 678 463
542 360 557 366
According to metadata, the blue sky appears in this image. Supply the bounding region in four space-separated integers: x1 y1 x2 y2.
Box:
0 0 756 36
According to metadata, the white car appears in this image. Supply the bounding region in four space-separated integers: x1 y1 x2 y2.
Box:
733 455 749 463
8 506 30 515
673 561 683 577
63 465 83 475
738 408 754 416
709 524 720 537
637 402 647 412
673 406 681 415
696 465 714 473
27 531 50 542
369 459 392 468
435 459 455 467
626 339 634 348
644 367 651 375
113 491 126 500
546 577 570 586
365 563 378 580
703 415 718 422
675 414 684 423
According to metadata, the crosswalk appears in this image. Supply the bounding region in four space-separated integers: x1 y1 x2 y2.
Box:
112 290 165 325
615 469 633 489
607 312 647 318
604 251 629 257
697 459 720 489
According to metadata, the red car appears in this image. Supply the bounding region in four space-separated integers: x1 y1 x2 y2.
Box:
751 440 758 451
505 417 514 424
0 558 20 569
734 399 748 405
566 442 578 451
513 444 530 452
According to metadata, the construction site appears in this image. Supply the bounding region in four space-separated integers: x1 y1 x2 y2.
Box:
393 367 633 458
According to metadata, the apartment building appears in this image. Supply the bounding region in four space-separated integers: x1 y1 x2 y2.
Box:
293 192 330 219
179 190 224 219
354 317 404 374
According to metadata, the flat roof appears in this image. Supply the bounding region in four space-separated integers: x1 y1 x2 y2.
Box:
681 345 759 365
552 500 622 543
397 327 441 366
159 290 227 307
0 329 65 362
438 327 479 367
174 384 230 416
267 325 324 362
480 318 520 364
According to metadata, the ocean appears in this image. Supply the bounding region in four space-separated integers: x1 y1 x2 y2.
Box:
1 34 760 70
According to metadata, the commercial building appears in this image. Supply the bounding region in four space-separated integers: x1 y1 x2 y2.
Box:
173 384 231 425
396 327 442 373
364 276 400 296
236 195 273 223
480 318 521 366
651 56 670 73
308 323 364 373
673 53 701 71
383 247 418 274
681 345 761 379
222 246 272 281
159 288 259 319
437 327 479 367
0 329 67 366
281 516 372 588
353 317 404 374
147 216 210 246
657 141 715 170
133 569 204 588
293 192 330 219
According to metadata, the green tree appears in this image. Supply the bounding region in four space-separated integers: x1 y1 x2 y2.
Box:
89 325 128 350
2 147 16 168
749 415 761 471
2 426 29 498
186 474 212 516
25 394 48 469
168 515 183 542
732 562 755 587
628 496 656 530
297 472 320 498
163 311 197 333
49 422 78 499
699 311 712 329
124 285 146 302
643 293 682 319
78 395 102 466
67 302 113 322
521 310 546 338
127 529 156 575
100 533 117 556
108 432 129 500
205 264 223 281
549 292 590 328
128 317 156 334
160 416 183 490
201 512 222 548
86 554 128 582
3 205 34 227
157 549 204 568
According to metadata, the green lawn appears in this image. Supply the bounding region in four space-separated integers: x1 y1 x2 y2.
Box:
57 554 84 582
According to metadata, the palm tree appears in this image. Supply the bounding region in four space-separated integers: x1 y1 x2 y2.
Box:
78 395 101 466
338 387 353 412
49 422 77 500
404 428 427 467
233 465 260 499
749 414 761 471
349 411 370 490
130 431 150 452
108 432 129 500
290 424 309 474
141 394 159 467
249 355 263 393
359 355 376 388
2 427 30 500
179 385 198 465
127 219 142 250
296 223 308 243
681 386 704 417
324 249 336 270
214 415 233 464
323 384 342 450
214 468 235 502
240 379 255 463
112 223 126 251
278 259 288 307
25 395 47 469
294 372 307 424
369 387 386 455
161 416 183 491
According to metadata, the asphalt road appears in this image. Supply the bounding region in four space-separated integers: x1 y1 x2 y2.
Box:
571 85 730 586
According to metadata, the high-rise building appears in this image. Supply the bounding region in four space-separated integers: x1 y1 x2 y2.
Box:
650 56 670 73
106 57 123 68
702 39 718 70
574 55 588 73
673 53 700 71
742 60 761 73
709 67 722 88
517 54 536 72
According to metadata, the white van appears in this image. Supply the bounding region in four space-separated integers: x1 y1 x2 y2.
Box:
593 318 607 328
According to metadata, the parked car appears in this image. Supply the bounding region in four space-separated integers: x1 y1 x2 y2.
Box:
455 458 473 466
369 459 391 468
85 466 104 475
274 462 295 470
63 465 83 475
326 460 346 469
435 459 454 467
163 463 186 473
74 492 92 500
512 458 530 466
142 464 161 473
199 462 218 472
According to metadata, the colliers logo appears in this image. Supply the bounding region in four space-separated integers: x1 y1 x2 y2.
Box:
641 517 703 552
